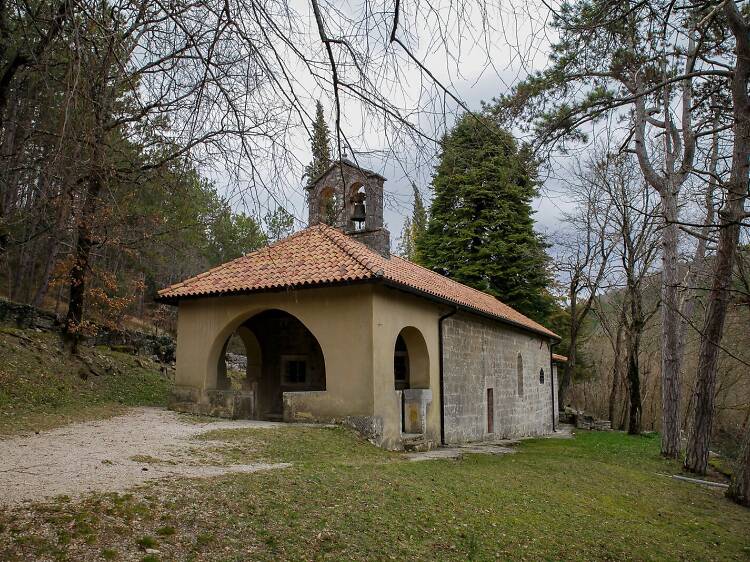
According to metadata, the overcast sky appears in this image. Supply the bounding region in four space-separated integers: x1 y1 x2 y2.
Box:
213 0 575 248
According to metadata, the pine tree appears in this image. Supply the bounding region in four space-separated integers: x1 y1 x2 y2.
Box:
398 216 413 258
304 100 332 188
410 183 427 263
416 114 552 322
399 184 428 262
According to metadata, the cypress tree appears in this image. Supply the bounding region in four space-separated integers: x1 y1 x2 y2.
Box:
398 216 413 259
400 183 428 262
410 183 427 262
304 100 332 188
416 114 552 322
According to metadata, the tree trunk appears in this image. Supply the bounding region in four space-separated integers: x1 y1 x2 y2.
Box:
608 307 627 424
684 0 749 476
625 333 642 435
727 420 750 507
64 169 102 350
559 297 577 410
660 193 682 458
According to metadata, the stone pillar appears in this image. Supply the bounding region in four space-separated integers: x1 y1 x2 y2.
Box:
403 388 433 434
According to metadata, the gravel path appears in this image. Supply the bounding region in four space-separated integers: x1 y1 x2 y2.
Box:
0 407 290 506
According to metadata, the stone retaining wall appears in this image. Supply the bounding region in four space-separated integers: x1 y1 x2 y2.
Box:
0 298 175 362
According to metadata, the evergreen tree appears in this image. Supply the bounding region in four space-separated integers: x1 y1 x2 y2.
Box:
398 184 428 262
304 100 332 188
398 216 413 258
416 114 552 322
410 183 428 263
264 207 295 242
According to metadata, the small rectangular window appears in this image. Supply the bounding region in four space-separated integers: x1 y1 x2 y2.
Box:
281 356 308 386
487 388 494 433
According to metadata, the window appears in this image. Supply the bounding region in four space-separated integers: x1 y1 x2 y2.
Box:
539 368 545 384
487 388 494 433
516 353 524 396
281 356 308 386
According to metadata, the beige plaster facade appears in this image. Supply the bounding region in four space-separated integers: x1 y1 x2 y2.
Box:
170 284 447 449
169 279 557 450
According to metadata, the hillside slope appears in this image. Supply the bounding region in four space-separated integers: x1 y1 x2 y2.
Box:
0 326 173 435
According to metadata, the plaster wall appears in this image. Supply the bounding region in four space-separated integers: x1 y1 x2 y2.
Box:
442 313 554 444
371 286 443 449
173 285 375 420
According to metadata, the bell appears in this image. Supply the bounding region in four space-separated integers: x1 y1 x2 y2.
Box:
351 201 366 223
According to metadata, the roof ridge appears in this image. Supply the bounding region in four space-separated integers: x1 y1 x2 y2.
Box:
316 224 384 276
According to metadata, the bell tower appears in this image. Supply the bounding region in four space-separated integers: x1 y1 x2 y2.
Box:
306 158 391 257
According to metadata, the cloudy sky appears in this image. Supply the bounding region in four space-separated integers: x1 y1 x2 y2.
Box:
214 0 579 247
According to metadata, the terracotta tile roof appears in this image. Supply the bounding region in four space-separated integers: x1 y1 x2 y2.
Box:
552 353 568 363
158 224 559 339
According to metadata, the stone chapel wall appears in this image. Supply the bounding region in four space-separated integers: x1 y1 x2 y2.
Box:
442 312 554 444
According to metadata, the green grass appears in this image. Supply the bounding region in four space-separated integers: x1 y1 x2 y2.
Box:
1 427 749 561
0 327 171 435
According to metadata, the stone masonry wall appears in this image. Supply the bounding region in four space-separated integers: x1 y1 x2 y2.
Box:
0 298 176 362
442 313 554 444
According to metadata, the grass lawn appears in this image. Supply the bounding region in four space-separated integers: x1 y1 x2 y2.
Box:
1 427 749 561
0 327 170 435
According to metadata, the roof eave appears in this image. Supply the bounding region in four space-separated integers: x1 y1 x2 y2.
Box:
377 278 561 341
155 275 560 342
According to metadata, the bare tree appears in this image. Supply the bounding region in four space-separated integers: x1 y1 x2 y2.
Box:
563 148 660 433
2 0 494 342
685 0 750 477
493 0 734 458
556 153 616 410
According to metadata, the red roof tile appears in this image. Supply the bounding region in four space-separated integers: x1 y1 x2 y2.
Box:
158 224 559 339
552 353 568 363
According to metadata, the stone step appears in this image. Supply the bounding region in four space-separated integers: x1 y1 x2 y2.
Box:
401 433 432 452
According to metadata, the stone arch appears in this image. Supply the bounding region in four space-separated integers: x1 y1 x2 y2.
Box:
208 308 327 419
216 326 262 391
393 326 430 390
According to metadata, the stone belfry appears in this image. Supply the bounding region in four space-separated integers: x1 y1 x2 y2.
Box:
306 158 391 257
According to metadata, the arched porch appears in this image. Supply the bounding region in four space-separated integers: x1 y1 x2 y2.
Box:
214 309 327 420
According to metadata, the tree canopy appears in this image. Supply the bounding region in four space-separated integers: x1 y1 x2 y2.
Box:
417 115 552 322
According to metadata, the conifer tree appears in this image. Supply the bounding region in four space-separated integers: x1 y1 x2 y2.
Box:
304 100 332 188
398 216 413 259
399 184 428 262
416 114 552 321
410 183 427 262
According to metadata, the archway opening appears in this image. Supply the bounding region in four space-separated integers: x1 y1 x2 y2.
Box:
394 335 409 390
393 327 430 390
216 309 326 420
394 326 431 435
217 326 261 392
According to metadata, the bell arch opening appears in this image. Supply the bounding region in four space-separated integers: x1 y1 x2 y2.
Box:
216 309 326 421
349 183 366 231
